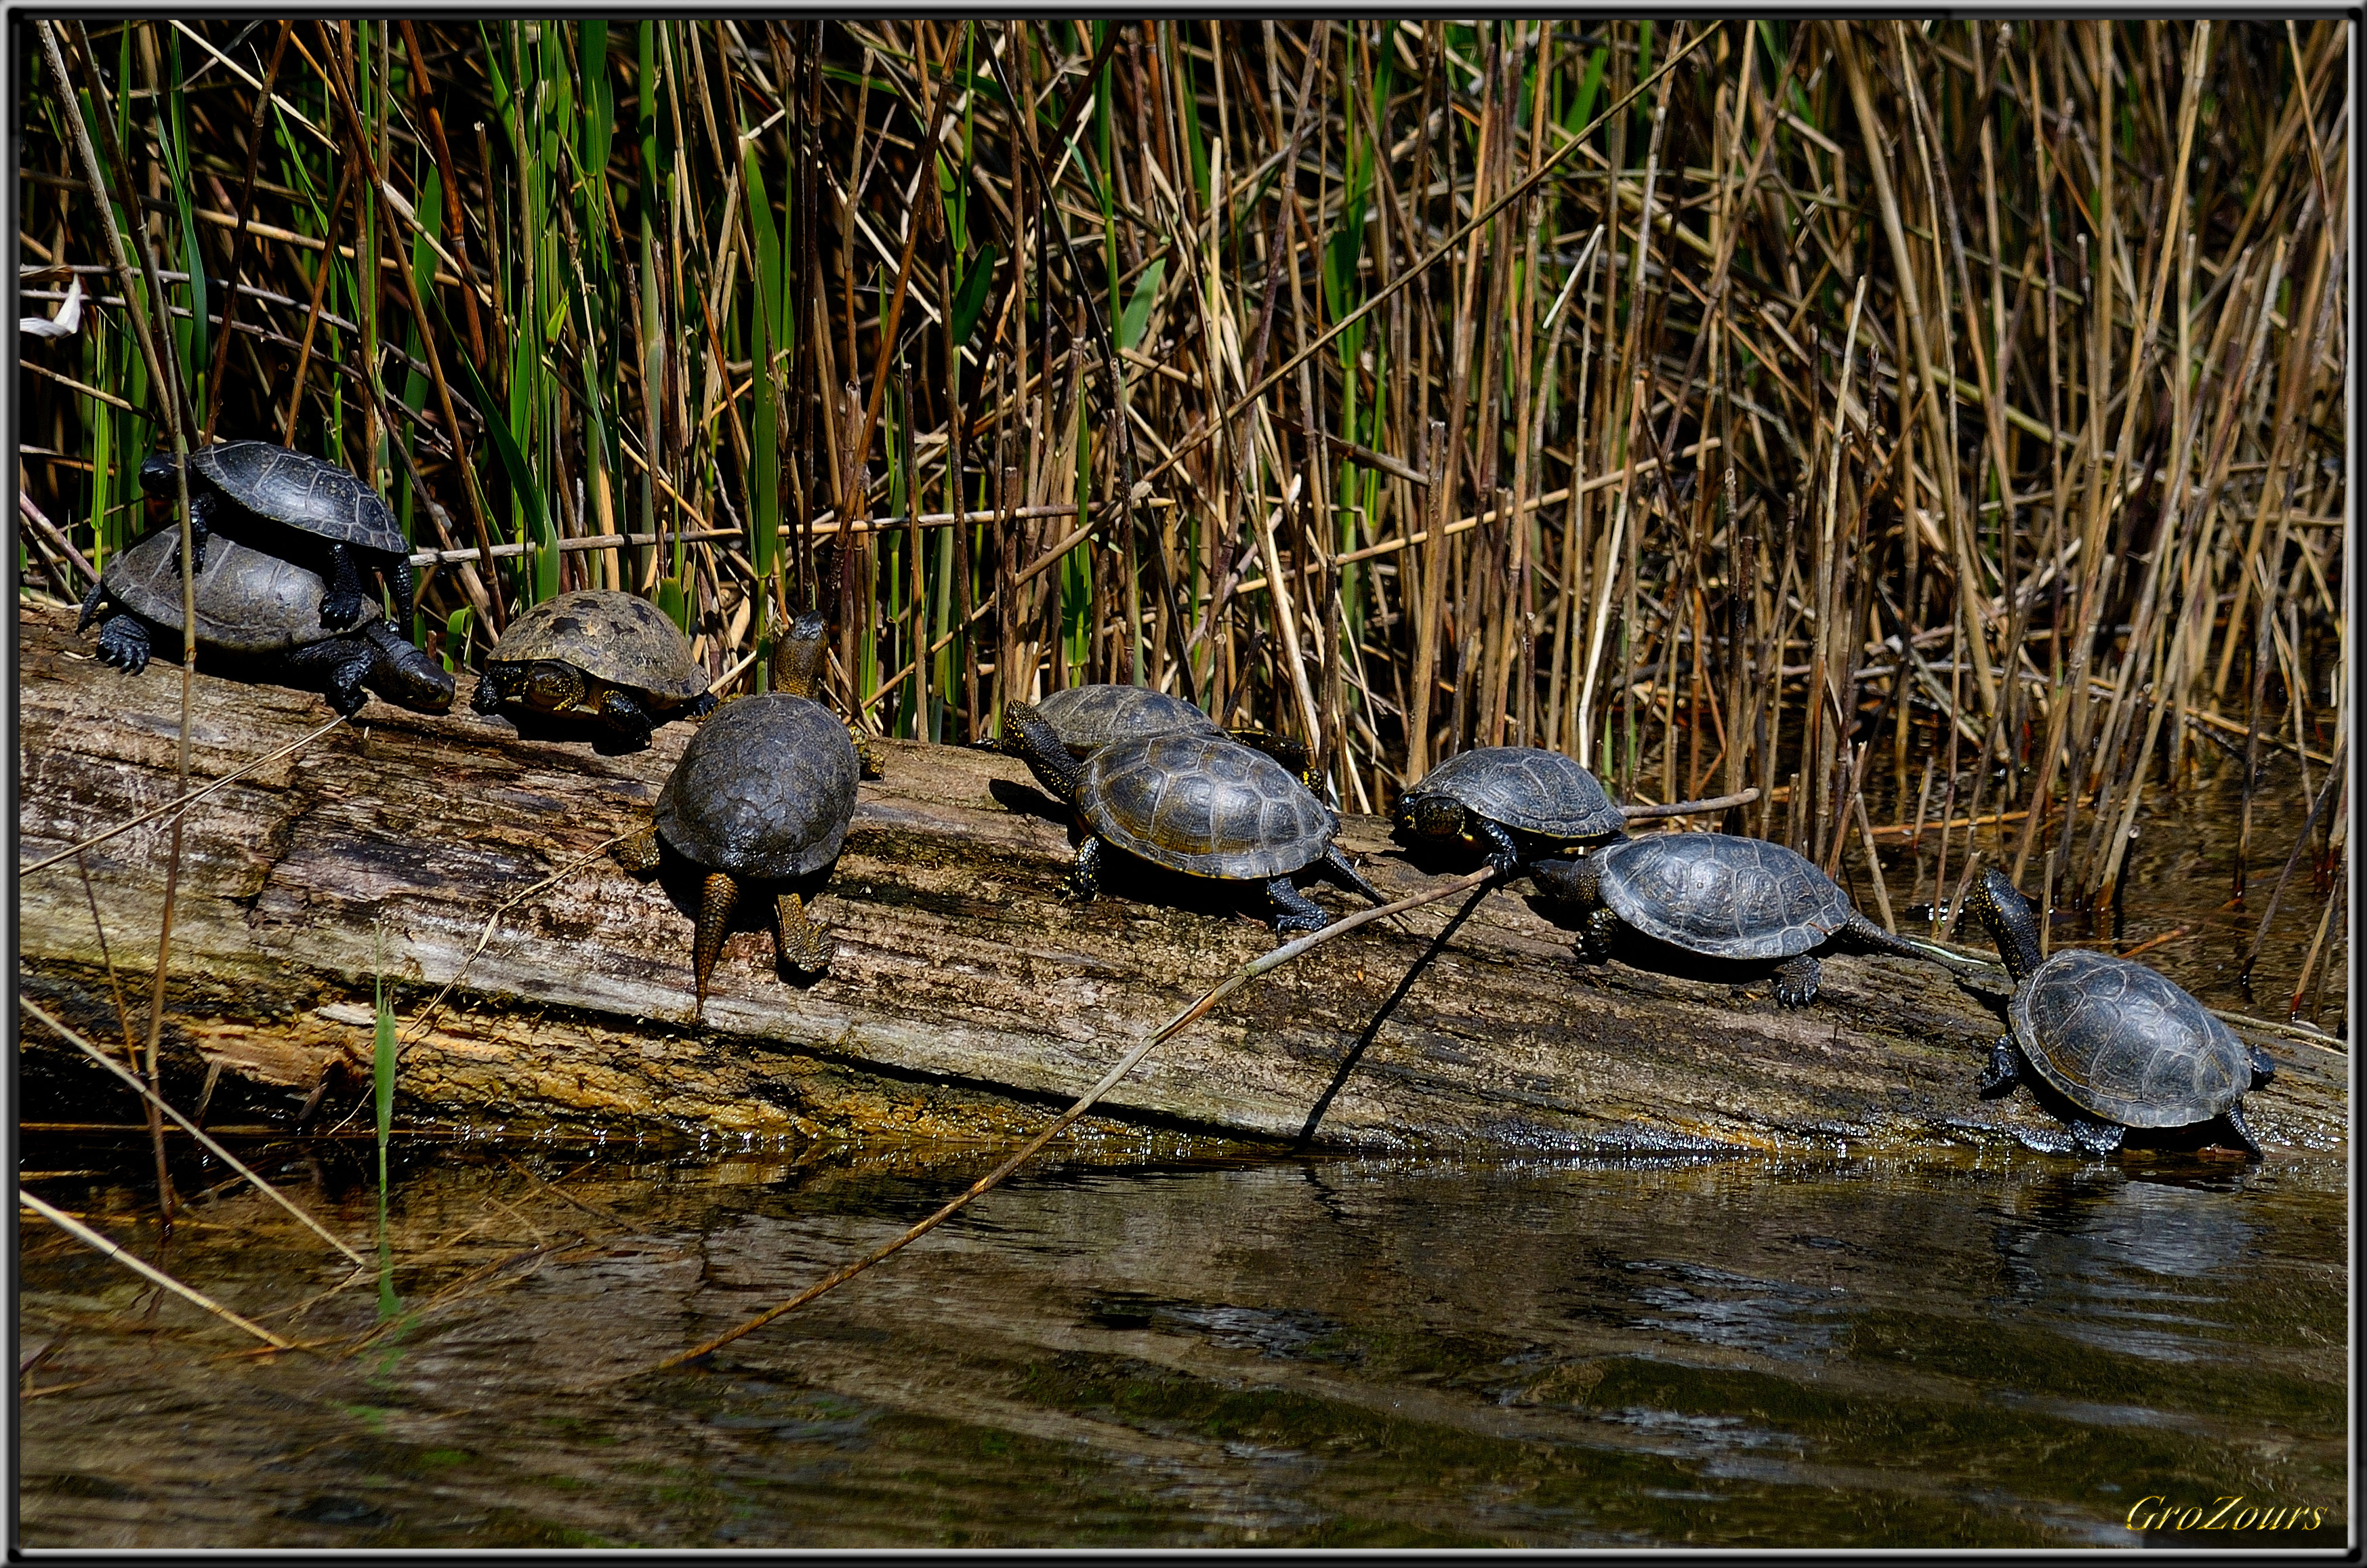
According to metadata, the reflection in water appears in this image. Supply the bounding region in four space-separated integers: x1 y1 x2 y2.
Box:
17 1140 2347 1549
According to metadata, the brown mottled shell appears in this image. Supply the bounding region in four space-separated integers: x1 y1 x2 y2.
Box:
485 590 708 703
1077 731 1336 880
101 527 376 653
653 694 859 880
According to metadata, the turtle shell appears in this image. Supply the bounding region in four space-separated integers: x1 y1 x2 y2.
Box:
1033 684 1222 755
186 441 407 554
2011 949 2251 1129
485 590 708 703
1405 746 1623 838
653 694 858 880
1593 831 1853 960
101 527 377 653
1079 731 1334 880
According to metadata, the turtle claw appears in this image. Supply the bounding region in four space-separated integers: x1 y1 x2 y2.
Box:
1573 907 1621 965
318 589 367 633
612 827 663 875
1770 953 1821 1008
2066 1118 2126 1157
94 615 152 675
773 892 833 974
1975 1037 2021 1098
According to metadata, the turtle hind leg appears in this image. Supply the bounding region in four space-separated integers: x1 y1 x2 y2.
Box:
94 614 153 675
692 871 741 1012
1975 1037 2023 1098
2066 1117 2126 1157
2221 1098 2265 1160
1264 877 1332 935
1769 953 1822 1008
1321 846 1389 908
165 491 215 574
773 892 833 974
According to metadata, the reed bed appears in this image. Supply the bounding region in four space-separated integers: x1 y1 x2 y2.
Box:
19 20 2348 1023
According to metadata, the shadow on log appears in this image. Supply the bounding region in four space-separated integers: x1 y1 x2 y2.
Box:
17 605 2347 1158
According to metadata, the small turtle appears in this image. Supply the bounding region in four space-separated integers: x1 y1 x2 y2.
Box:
76 528 453 717
1394 747 1626 875
140 441 413 632
1960 867 2273 1159
614 611 861 1009
1002 702 1384 933
997 683 1315 791
1532 831 1954 1006
472 589 716 748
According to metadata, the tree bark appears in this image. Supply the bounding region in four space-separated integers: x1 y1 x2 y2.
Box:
18 605 2346 1156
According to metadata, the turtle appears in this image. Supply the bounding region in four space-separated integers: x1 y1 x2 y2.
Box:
1531 831 1956 1006
75 527 453 718
1958 867 2274 1159
1001 702 1385 933
472 589 717 748
613 611 862 1009
1394 746 1627 875
996 682 1316 791
140 440 414 632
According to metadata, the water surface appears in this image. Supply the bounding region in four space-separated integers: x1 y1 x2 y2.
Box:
18 1136 2349 1548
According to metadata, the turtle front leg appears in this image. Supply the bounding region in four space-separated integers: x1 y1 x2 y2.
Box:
165 491 215 575
2065 1117 2126 1157
1975 1036 2023 1098
773 891 833 973
848 725 884 779
283 636 374 717
2221 1098 2265 1160
75 577 110 634
1264 877 1332 935
1475 819 1524 880
318 539 369 632
1065 835 1103 906
94 614 154 675
1769 953 1823 1008
612 827 663 875
692 870 741 1011
596 688 656 750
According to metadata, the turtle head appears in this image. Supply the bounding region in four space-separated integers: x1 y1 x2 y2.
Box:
1960 867 2042 981
138 451 185 500
519 659 588 712
1393 787 1465 843
363 624 457 714
1000 702 1085 805
771 610 829 700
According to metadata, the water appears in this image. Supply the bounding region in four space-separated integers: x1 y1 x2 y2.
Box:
19 1136 2348 1548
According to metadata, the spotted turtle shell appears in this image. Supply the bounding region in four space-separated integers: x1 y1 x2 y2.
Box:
184 441 407 554
653 695 857 880
2011 949 2250 1129
484 590 708 703
1033 684 1223 756
1403 746 1623 838
1078 731 1334 880
101 527 377 653
1593 831 1853 960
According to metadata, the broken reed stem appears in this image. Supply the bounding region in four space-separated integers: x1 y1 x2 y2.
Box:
20 999 370 1268
652 862 1500 1372
18 1191 298 1352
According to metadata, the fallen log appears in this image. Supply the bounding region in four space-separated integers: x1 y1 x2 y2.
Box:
18 604 2347 1157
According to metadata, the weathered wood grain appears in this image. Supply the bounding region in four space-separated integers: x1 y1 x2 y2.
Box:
17 606 2347 1157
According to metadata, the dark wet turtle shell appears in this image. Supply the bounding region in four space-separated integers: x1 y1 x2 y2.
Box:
1077 731 1335 880
2010 950 2253 1130
653 694 858 880
1589 832 1853 960
484 590 708 705
99 527 377 651
1401 746 1623 838
184 441 407 554
1032 683 1222 755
